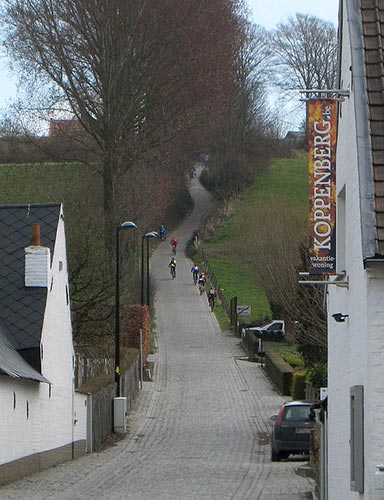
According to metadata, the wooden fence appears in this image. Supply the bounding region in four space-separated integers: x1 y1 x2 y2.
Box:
200 249 231 318
74 354 114 389
77 354 141 452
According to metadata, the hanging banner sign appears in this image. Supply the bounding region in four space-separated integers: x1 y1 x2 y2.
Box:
308 99 337 275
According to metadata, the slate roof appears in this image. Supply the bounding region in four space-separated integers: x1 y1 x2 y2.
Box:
0 204 61 377
0 320 49 383
361 0 384 255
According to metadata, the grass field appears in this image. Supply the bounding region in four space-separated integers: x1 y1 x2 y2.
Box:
0 162 102 207
0 162 104 256
202 155 308 325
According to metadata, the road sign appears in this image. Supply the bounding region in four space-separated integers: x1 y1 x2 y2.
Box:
236 305 251 316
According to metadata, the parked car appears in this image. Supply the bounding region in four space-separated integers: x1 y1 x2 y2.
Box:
270 401 315 461
246 320 285 340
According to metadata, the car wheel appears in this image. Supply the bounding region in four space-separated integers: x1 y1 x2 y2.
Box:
271 447 281 462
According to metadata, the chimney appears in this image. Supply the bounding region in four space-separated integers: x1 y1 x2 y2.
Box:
31 223 41 246
25 223 50 288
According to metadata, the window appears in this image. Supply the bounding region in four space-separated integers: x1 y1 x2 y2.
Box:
350 385 364 492
284 406 310 421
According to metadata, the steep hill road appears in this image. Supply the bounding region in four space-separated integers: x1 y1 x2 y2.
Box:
0 171 315 499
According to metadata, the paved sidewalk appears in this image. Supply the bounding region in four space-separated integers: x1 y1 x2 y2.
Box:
0 172 315 499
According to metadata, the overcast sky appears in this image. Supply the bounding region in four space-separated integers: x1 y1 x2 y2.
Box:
246 0 339 130
247 0 339 29
0 1 339 113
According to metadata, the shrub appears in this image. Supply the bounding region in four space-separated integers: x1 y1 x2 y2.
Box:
291 371 306 400
306 362 327 388
284 353 304 368
121 304 151 365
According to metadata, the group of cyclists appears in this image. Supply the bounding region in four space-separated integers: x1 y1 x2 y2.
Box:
166 239 216 310
192 265 217 310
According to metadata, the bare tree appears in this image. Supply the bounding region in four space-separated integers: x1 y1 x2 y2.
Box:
234 22 273 135
272 13 337 94
1 0 240 251
293 245 327 365
235 199 327 363
236 199 306 314
204 21 278 199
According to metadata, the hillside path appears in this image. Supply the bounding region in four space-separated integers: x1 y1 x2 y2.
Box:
0 170 315 499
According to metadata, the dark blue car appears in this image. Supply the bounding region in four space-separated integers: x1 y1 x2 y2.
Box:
270 401 315 461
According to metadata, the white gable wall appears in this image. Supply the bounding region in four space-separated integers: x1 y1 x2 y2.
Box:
39 207 79 451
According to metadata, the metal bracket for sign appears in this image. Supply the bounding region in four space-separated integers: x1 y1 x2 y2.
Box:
298 89 350 102
298 272 349 288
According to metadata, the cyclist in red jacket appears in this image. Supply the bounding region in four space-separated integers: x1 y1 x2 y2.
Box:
170 236 178 254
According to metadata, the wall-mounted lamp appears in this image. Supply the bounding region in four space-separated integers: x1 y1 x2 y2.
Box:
332 313 349 323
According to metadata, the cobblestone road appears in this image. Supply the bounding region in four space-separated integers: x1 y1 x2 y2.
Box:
0 172 315 499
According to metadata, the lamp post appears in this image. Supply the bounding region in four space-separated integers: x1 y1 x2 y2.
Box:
115 221 137 397
141 231 158 306
146 232 158 307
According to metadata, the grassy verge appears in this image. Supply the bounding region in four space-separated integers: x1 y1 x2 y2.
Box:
263 341 304 368
202 156 308 325
214 303 231 331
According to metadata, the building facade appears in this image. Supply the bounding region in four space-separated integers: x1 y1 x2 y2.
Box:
327 0 384 498
0 204 87 485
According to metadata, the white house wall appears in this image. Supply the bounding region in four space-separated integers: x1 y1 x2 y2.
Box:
73 391 87 449
365 270 384 498
0 378 41 464
327 0 384 498
0 206 86 479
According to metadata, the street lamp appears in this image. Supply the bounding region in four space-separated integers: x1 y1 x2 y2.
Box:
146 232 158 307
141 231 158 306
115 221 137 397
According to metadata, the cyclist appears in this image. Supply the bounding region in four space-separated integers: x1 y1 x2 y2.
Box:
191 264 199 284
207 286 217 310
189 165 196 178
159 224 166 241
198 273 206 295
170 236 178 254
169 256 177 279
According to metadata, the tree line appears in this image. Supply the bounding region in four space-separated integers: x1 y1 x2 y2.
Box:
0 1 337 361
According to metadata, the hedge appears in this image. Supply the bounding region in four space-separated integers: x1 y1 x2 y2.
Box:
291 371 306 400
264 352 293 396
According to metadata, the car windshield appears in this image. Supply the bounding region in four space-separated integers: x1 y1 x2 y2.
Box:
283 406 310 421
267 322 282 330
